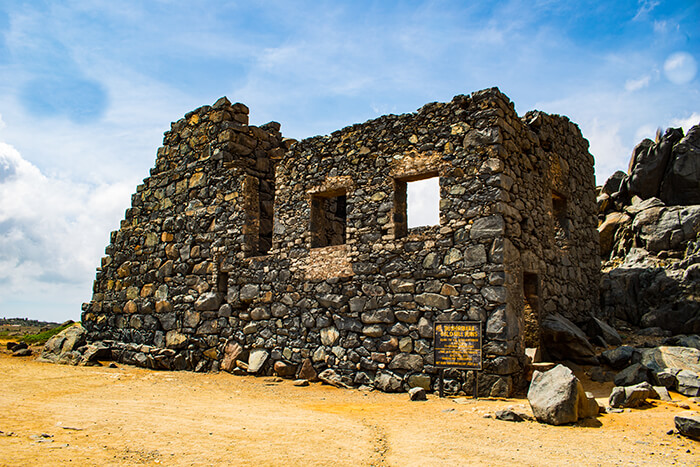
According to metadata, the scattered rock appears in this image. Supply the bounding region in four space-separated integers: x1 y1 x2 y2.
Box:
318 369 350 388
495 409 523 422
373 371 403 393
408 387 427 401
674 411 700 440
527 364 592 426
12 348 32 357
247 349 269 374
609 382 659 408
220 340 243 373
293 379 309 387
676 369 700 396
296 358 318 382
273 361 297 378
7 342 27 352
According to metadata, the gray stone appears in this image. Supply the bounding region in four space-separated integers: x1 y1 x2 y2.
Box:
601 345 635 370
318 368 350 388
388 353 424 372
415 293 451 309
239 284 259 301
640 346 700 373
247 349 269 374
495 409 523 422
408 387 427 401
373 371 403 393
609 382 659 408
470 215 505 240
674 411 700 440
528 364 585 425
12 348 32 357
194 292 221 311
587 317 622 346
407 374 432 391
676 369 700 396
361 309 395 324
614 363 653 387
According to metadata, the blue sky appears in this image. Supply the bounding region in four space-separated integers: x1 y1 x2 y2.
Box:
0 0 698 322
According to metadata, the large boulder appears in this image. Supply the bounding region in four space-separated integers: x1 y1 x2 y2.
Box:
39 324 87 363
614 363 653 387
659 124 700 206
639 346 700 373
586 317 622 347
633 205 700 253
528 364 597 425
541 313 598 365
627 128 683 201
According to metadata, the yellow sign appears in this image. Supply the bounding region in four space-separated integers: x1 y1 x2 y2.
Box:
434 321 482 370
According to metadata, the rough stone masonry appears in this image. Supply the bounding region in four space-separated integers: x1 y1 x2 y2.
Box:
81 88 600 396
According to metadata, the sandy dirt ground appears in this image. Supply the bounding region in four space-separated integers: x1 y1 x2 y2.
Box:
1 345 698 466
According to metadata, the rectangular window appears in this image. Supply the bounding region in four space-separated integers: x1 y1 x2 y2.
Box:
310 190 347 248
243 175 275 257
393 174 440 238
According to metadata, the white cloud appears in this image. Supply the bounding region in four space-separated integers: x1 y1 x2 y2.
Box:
624 75 651 92
664 52 698 85
0 141 133 321
671 112 700 133
633 0 660 21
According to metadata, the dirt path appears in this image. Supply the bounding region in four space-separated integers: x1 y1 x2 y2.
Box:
1 349 698 466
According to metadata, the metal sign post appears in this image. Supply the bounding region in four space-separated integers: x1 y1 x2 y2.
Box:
433 321 482 399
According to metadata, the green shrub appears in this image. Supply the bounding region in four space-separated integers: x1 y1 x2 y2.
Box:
21 321 74 345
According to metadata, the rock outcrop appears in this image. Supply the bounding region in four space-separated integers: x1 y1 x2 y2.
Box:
598 123 700 335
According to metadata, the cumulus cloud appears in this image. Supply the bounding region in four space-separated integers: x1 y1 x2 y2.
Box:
0 142 133 321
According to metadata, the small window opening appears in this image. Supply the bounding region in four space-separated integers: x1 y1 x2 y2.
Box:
523 272 540 348
243 175 275 257
310 190 347 248
552 191 570 247
217 271 229 295
393 174 440 238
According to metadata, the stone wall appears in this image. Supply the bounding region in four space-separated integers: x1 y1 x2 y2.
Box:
82 88 600 396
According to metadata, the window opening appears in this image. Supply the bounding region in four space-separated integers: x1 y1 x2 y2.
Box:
217 271 229 295
310 190 347 248
393 174 439 238
243 175 275 257
523 272 540 348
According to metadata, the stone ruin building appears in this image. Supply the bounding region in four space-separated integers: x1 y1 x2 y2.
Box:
81 88 600 396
